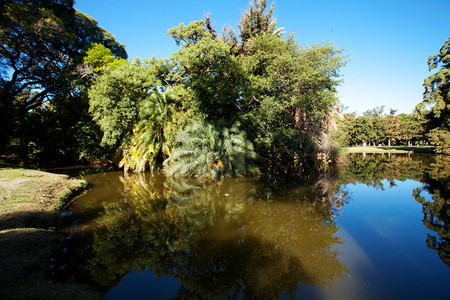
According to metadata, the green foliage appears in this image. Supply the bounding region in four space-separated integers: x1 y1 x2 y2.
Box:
163 2 345 176
427 128 450 154
242 97 304 175
415 37 450 152
239 33 344 121
0 1 126 152
347 116 375 146
1 0 347 175
83 43 127 75
163 120 259 179
88 60 157 146
383 115 401 146
120 88 185 172
168 21 244 119
400 119 423 145
0 1 127 165
344 110 424 147
238 0 276 44
417 37 450 130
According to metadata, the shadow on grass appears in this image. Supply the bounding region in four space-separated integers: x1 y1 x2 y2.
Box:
0 210 58 231
0 228 102 299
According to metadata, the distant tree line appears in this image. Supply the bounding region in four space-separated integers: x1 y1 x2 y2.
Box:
336 107 426 147
337 35 449 154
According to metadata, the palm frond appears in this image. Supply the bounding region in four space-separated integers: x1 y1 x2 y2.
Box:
163 119 258 180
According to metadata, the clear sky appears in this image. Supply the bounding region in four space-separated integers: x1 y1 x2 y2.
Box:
74 0 449 115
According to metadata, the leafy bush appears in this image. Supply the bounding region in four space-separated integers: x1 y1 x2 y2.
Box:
163 120 259 180
120 88 183 172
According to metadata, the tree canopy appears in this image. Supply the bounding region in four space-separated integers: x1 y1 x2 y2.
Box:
417 37 450 130
85 0 346 177
0 0 126 162
416 37 450 153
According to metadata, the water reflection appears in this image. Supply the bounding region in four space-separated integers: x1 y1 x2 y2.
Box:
340 153 430 189
342 153 450 268
54 153 450 298
63 172 349 298
412 155 450 267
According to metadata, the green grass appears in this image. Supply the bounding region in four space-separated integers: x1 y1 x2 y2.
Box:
0 167 87 230
342 146 434 154
0 167 100 298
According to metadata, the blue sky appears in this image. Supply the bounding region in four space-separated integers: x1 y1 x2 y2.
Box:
74 0 449 115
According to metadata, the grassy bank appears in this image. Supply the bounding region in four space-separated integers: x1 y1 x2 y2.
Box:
0 166 101 299
342 146 434 154
0 167 87 230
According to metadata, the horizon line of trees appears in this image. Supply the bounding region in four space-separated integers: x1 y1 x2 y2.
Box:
337 107 426 148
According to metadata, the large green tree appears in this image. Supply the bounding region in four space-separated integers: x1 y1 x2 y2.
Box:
416 37 449 153
0 0 126 162
234 1 345 174
417 37 449 130
88 60 157 147
167 20 245 120
88 0 345 175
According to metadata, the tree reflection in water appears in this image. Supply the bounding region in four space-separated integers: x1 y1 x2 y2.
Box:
85 172 349 298
56 153 449 296
413 155 450 267
342 153 450 268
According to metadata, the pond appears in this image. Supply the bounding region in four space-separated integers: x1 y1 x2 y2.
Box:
53 153 449 299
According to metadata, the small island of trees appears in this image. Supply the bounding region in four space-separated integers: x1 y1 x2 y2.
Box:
1 0 449 179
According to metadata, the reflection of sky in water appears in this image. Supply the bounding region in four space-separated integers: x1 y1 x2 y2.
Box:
101 179 449 300
107 269 179 300
313 180 448 300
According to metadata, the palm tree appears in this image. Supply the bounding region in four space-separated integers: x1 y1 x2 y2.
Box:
120 88 179 172
163 120 258 180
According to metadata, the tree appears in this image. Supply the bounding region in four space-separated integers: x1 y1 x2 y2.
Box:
398 115 423 146
238 0 275 45
233 3 345 172
120 87 185 172
362 106 386 146
83 43 127 76
416 37 449 153
88 60 157 147
168 20 245 120
347 116 375 147
0 1 126 152
383 115 401 146
427 128 450 154
416 37 449 130
92 0 345 176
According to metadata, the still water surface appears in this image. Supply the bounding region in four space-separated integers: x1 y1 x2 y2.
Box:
58 153 449 299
